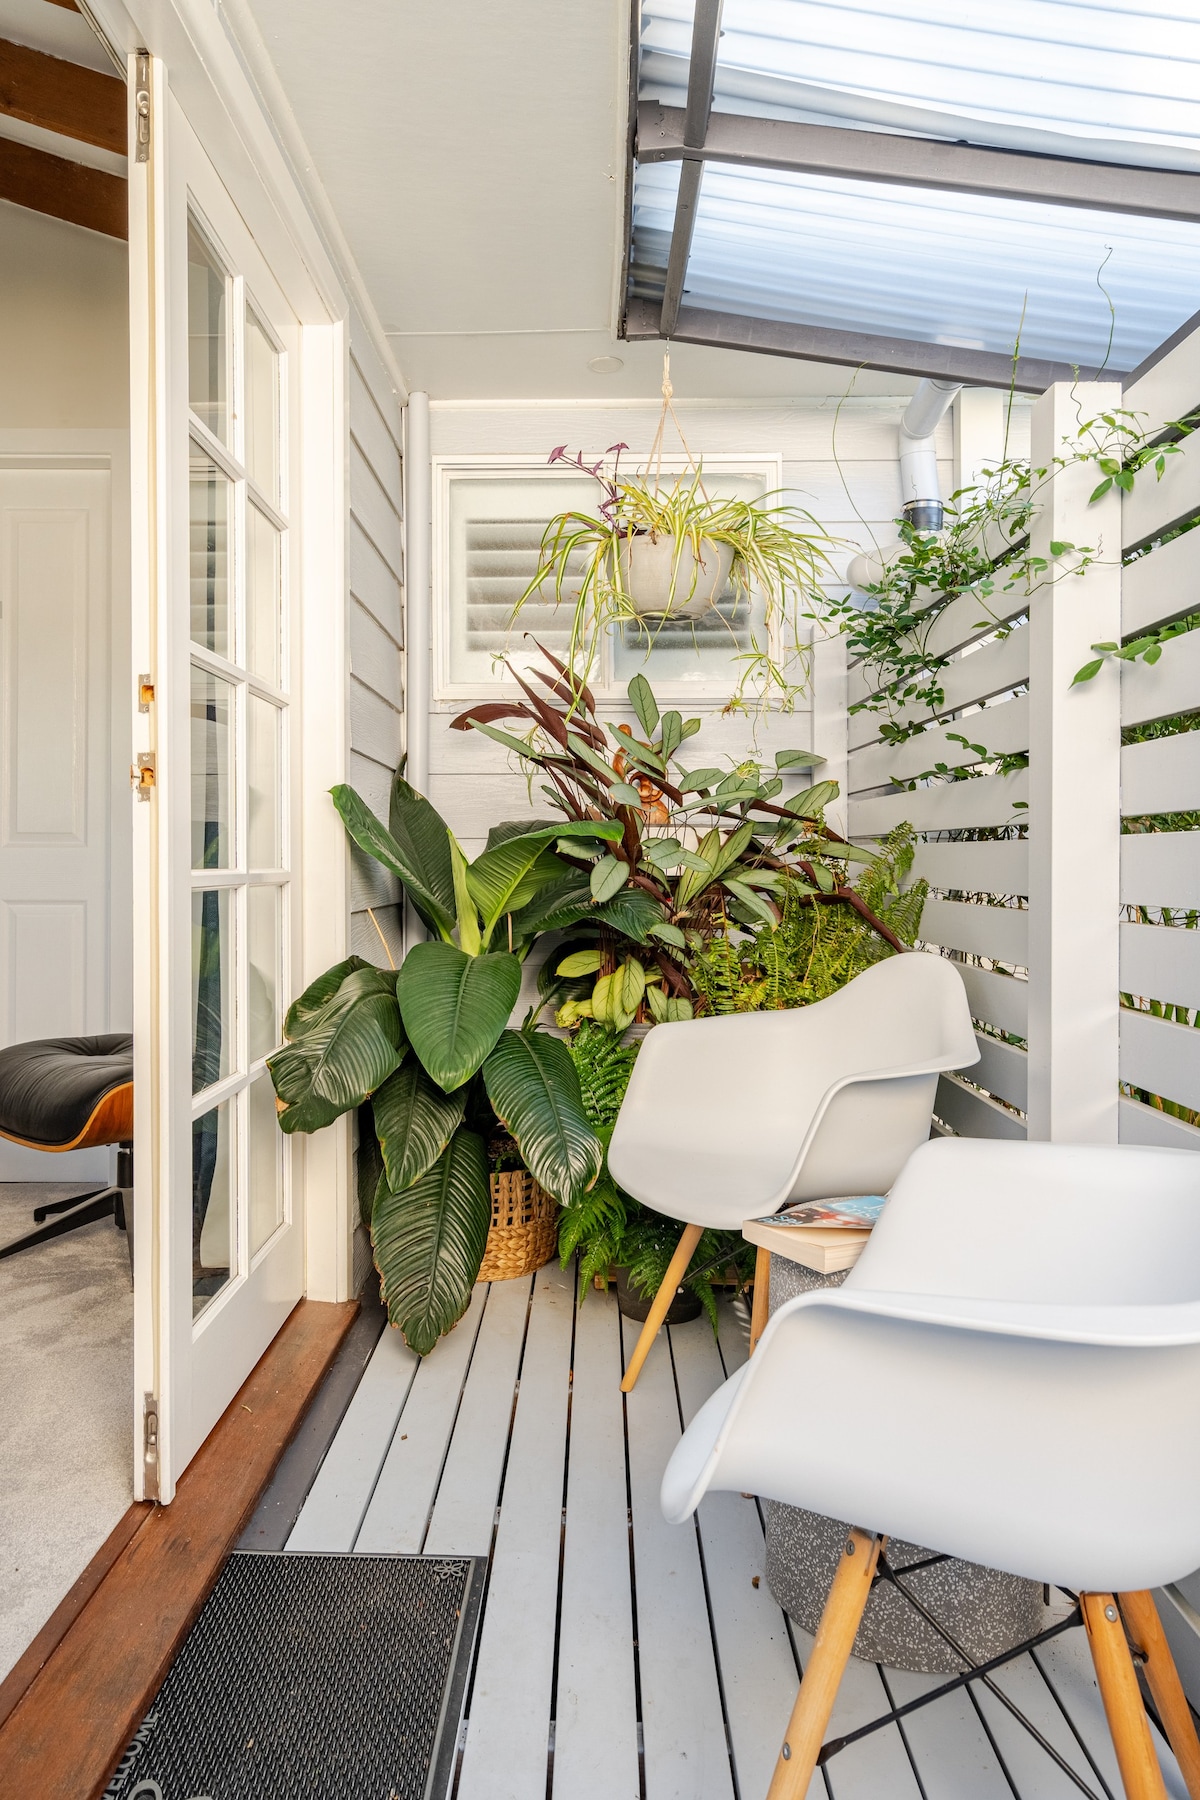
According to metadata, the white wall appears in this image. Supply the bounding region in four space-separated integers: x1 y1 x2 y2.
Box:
345 307 406 971
425 395 958 851
0 203 129 428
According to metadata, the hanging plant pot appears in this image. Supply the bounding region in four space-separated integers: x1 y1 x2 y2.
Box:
619 533 734 620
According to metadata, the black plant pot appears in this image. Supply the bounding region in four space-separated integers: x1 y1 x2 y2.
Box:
614 1265 702 1324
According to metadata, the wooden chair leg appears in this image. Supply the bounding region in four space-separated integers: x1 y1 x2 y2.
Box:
620 1222 703 1393
766 1528 884 1800
1119 1591 1200 1800
1082 1592 1169 1800
749 1246 771 1353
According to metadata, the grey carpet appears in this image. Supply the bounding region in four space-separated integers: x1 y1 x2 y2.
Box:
0 1182 133 1682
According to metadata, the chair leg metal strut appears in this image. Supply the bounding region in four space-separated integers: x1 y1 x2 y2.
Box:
620 1221 702 1393
765 1531 1200 1800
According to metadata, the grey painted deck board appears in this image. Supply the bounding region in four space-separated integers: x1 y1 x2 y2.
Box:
456 1263 575 1800
625 1324 737 1800
284 1281 1163 1800
553 1287 641 1800
355 1285 487 1553
423 1273 532 1557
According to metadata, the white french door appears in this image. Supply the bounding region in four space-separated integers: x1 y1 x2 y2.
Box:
130 78 311 1499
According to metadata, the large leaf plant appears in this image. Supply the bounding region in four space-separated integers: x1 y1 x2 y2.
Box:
269 774 642 1354
451 646 907 1032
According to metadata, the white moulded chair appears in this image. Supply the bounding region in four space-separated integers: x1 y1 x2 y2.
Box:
606 951 978 1391
661 1136 1200 1800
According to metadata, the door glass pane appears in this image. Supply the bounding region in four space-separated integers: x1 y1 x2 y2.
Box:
245 310 279 505
191 666 233 870
247 885 280 1063
248 1072 284 1258
192 888 234 1093
189 453 230 655
246 505 281 685
193 1098 234 1317
187 221 228 442
248 696 281 869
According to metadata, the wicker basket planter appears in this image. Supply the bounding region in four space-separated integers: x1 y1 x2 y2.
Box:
478 1167 559 1282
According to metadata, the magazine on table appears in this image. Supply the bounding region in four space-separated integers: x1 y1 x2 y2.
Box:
753 1195 886 1231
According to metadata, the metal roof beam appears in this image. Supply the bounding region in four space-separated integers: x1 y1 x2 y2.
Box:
660 0 722 336
639 102 1200 224
623 296 1112 392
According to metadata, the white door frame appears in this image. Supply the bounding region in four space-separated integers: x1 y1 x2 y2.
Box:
114 33 353 1498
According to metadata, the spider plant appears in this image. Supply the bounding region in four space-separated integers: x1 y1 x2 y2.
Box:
514 446 839 712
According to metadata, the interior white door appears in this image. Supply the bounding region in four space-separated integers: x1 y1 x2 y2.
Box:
0 466 115 1180
130 76 307 1499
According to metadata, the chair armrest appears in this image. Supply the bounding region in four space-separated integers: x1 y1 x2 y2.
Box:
772 1286 1200 1348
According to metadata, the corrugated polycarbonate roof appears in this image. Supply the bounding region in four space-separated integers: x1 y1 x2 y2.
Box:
631 159 1200 368
631 1 1200 380
641 0 1200 170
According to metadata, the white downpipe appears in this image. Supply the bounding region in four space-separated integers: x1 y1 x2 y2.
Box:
847 379 961 590
898 378 961 530
402 392 431 946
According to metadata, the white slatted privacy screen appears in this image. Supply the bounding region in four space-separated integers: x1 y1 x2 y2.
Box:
847 337 1200 1155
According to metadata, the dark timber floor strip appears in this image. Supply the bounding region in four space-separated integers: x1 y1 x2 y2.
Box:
0 1296 358 1800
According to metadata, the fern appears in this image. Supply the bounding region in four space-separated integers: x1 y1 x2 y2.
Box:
690 824 928 1016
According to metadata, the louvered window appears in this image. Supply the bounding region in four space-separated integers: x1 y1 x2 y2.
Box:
440 463 774 696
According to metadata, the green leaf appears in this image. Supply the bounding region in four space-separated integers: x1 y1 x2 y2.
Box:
331 781 456 941
508 874 596 945
396 943 521 1089
557 948 604 977
270 968 405 1133
775 748 824 769
467 718 541 761
722 876 779 928
485 817 561 850
449 835 482 955
592 970 635 1033
665 997 694 1022
590 855 630 902
468 821 622 946
645 983 669 1023
482 1030 603 1203
678 767 725 793
615 957 646 1016
371 1058 468 1193
609 781 644 806
647 919 687 949
372 1129 491 1355
284 955 373 1038
593 887 665 942
659 710 683 760
1071 658 1105 684
627 671 659 737
786 780 840 817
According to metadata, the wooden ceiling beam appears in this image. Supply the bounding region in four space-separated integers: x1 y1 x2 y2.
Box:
43 1 82 12
0 136 125 237
0 36 124 155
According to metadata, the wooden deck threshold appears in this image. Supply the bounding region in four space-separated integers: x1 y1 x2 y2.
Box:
0 1296 358 1800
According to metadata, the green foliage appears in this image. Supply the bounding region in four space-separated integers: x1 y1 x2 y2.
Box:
823 408 1194 759
272 766 607 1356
689 825 928 1016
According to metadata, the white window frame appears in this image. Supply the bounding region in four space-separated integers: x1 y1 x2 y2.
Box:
431 452 786 708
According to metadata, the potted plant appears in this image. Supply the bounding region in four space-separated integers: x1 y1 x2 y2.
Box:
513 442 837 710
452 650 917 1323
269 775 646 1353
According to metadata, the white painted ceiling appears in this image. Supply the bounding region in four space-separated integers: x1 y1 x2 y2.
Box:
237 0 909 402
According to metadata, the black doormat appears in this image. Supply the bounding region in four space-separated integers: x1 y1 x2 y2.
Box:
104 1551 483 1800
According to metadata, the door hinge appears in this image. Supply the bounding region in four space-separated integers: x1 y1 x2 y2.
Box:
142 1394 161 1501
134 51 151 162
138 673 154 713
132 752 156 798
